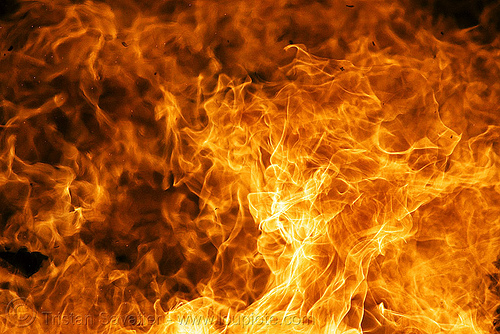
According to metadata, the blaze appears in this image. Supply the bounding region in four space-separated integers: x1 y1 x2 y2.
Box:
1 0 500 333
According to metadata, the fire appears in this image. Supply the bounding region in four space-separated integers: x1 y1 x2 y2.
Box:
1 0 500 333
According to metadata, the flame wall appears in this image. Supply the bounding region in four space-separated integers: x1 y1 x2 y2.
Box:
1 0 500 333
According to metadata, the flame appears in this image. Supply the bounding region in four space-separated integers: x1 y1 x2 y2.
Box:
1 0 500 333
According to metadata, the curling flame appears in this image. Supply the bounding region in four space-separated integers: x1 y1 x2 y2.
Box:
1 0 500 333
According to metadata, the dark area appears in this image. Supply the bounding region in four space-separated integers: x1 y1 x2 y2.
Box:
50 108 71 137
496 306 500 331
494 258 500 269
0 182 29 229
414 0 499 29
249 71 269 83
0 204 15 230
0 247 48 277
0 0 20 20
432 0 492 28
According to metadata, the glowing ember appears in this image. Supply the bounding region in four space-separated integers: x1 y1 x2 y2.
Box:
1 0 500 333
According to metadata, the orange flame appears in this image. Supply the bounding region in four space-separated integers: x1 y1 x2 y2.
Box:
1 0 500 333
